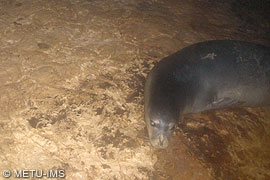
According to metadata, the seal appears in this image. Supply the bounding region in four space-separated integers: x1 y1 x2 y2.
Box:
144 40 270 148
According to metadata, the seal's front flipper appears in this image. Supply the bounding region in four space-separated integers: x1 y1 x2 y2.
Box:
206 97 240 110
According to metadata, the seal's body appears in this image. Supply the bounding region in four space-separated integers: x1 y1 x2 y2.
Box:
144 40 270 148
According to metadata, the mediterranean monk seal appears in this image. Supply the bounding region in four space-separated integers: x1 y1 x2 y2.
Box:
144 40 270 148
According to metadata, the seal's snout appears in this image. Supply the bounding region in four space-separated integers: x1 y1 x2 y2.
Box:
149 133 170 149
159 134 165 146
157 133 169 148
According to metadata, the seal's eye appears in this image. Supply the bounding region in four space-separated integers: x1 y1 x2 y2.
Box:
150 120 160 128
150 121 155 127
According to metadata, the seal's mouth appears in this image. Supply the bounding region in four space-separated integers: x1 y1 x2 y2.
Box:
149 133 170 149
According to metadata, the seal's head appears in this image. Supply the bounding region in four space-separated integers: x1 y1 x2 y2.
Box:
145 99 179 148
144 62 183 148
145 111 176 148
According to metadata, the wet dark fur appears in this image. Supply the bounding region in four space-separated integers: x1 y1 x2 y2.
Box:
145 40 270 148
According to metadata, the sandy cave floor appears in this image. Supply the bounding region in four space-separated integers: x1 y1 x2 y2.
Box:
0 0 270 180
